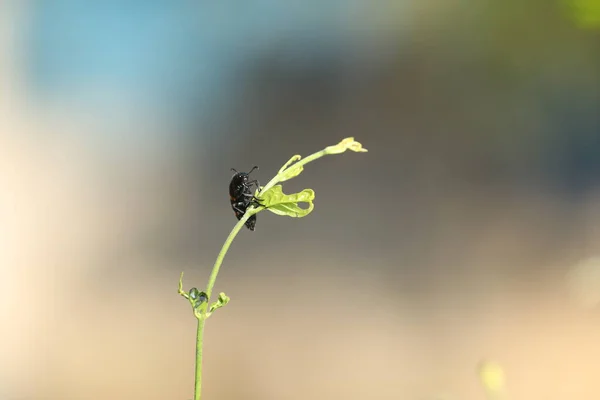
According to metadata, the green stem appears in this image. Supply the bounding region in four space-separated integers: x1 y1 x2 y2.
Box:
194 318 205 400
193 211 254 400
205 211 252 299
188 137 366 400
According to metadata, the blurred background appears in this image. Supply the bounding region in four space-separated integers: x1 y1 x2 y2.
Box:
1 1 600 399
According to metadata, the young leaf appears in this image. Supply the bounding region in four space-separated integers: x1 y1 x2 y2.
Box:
278 155 302 174
259 185 315 218
325 137 368 155
209 292 230 313
278 163 304 182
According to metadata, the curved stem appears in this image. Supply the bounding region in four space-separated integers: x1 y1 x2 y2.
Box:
205 211 252 299
190 137 366 400
193 211 255 400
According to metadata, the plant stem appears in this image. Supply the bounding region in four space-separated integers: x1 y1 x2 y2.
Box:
189 137 365 400
205 212 251 299
194 318 205 400
193 212 252 400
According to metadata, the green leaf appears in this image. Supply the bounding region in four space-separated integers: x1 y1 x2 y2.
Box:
209 292 230 313
279 164 304 182
178 271 189 299
325 137 368 155
278 156 304 182
259 185 315 218
278 155 302 174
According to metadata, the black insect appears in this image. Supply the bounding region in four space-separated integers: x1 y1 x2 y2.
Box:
229 166 263 231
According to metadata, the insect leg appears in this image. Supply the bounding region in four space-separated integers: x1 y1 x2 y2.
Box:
232 203 246 214
245 179 262 197
250 196 264 207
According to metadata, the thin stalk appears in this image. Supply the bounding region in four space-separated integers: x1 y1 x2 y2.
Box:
194 318 205 400
190 137 366 400
205 211 254 299
194 211 254 400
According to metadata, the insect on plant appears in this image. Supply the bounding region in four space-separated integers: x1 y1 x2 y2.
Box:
179 137 367 400
229 166 263 231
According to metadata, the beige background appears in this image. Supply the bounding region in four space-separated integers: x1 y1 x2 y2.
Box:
2 1 600 399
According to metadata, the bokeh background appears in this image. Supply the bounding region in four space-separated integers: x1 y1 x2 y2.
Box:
1 1 600 399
